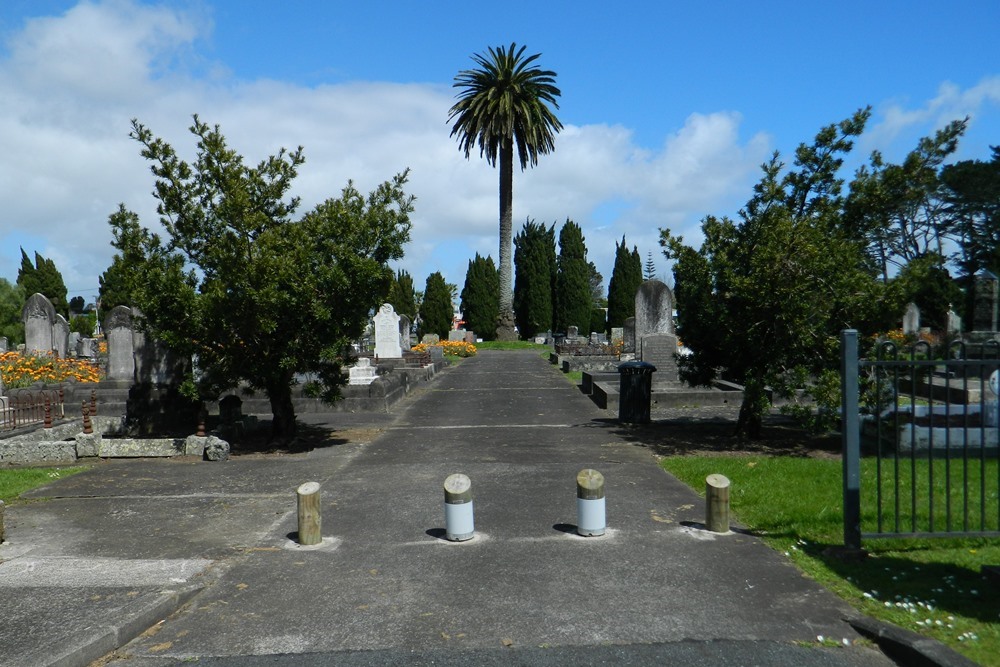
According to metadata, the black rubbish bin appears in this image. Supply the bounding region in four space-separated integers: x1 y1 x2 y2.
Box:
618 360 656 424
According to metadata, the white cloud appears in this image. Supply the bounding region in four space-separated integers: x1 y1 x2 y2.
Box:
0 0 770 299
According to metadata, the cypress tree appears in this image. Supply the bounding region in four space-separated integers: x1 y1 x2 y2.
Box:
513 219 556 338
17 248 68 316
419 272 453 339
387 269 418 321
607 236 643 329
555 219 591 334
460 253 499 340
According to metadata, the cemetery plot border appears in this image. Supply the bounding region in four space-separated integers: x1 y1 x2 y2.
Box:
840 330 1000 549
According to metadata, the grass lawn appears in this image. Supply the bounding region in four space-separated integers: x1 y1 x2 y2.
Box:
661 455 1000 666
475 340 550 351
0 466 89 504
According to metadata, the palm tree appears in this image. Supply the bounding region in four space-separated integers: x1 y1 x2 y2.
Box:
448 43 562 340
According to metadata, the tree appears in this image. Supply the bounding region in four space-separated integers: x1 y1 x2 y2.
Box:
449 43 562 341
69 296 85 314
386 269 418 321
419 272 453 339
113 116 413 441
17 248 68 316
555 219 591 334
460 254 499 340
0 278 25 345
513 219 556 338
99 205 148 310
607 236 643 330
644 251 657 281
662 109 885 438
888 254 962 333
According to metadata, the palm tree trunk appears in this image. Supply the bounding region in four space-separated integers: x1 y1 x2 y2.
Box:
496 138 517 340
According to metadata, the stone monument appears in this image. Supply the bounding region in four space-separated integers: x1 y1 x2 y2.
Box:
373 303 402 359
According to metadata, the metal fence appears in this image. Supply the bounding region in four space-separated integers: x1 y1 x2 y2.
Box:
0 388 65 432
841 329 1000 548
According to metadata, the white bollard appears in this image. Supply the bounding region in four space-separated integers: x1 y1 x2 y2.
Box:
576 469 606 536
444 473 474 541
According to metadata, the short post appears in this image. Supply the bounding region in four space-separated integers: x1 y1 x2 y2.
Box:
0 500 5 543
44 395 52 429
705 473 730 533
196 409 207 438
443 473 474 541
90 389 97 416
82 402 93 435
296 482 322 546
576 469 606 536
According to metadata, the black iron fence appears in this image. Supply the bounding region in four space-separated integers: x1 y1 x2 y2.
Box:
0 388 65 431
841 329 1000 548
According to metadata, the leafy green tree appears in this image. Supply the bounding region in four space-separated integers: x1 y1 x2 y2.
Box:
888 254 962 332
386 269 418 321
69 296 85 314
98 205 149 310
0 278 25 345
419 272 453 339
449 43 562 341
460 254 499 340
644 251 657 281
607 236 643 330
112 116 413 440
555 219 591 334
17 248 69 316
513 219 556 338
662 109 885 438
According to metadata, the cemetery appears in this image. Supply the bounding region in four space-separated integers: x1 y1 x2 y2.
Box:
0 296 447 465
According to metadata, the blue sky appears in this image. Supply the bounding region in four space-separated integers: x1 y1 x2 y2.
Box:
1 0 998 305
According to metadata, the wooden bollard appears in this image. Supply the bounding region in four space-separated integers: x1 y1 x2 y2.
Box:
82 402 93 435
296 482 322 546
90 389 97 416
706 474 731 533
576 469 606 536
443 474 474 541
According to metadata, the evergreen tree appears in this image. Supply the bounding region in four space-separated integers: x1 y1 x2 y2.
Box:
460 254 499 340
644 251 657 281
513 219 556 338
0 278 25 345
419 272 453 339
606 236 643 330
555 220 591 334
387 269 418 321
16 248 69 316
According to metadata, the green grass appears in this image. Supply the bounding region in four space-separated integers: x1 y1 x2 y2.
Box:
0 466 89 504
661 455 1000 665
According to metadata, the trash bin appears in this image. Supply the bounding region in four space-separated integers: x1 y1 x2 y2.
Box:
618 360 656 424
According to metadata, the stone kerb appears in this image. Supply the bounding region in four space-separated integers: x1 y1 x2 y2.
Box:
22 293 56 354
105 305 135 382
374 303 402 359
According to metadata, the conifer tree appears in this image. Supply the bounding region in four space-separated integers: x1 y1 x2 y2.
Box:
460 254 499 340
513 219 556 338
644 251 657 281
387 269 418 321
555 220 591 334
419 272 453 339
606 237 643 329
17 248 68 316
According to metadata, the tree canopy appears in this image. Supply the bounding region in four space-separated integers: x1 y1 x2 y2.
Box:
607 237 642 331
555 219 591 334
386 269 418 322
419 271 453 339
17 248 68 316
112 116 413 440
460 253 499 340
449 43 562 340
662 108 885 438
513 219 556 338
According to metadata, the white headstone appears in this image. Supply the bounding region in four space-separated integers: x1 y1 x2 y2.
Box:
105 305 135 381
903 302 920 336
373 303 402 359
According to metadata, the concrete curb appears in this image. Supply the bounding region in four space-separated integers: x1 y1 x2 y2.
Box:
847 616 981 667
21 585 204 667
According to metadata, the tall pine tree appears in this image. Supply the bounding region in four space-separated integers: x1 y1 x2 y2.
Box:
460 254 499 340
607 236 643 330
555 220 591 334
387 269 418 321
419 272 453 339
513 219 556 338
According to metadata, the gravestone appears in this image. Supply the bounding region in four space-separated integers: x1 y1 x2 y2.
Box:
902 302 920 336
399 315 412 352
635 280 673 338
77 337 96 359
105 305 135 381
947 307 962 335
348 357 377 385
448 329 466 342
0 337 7 353
590 332 607 345
373 303 402 359
421 333 440 345
464 331 476 344
611 327 624 349
68 332 81 358
641 333 680 384
132 307 186 384
22 293 56 354
52 314 70 358
623 318 636 354
972 271 999 332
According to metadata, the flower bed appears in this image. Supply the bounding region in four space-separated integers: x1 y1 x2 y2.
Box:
0 351 104 387
412 340 477 357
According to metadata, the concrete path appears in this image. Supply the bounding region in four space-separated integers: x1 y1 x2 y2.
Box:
0 350 897 666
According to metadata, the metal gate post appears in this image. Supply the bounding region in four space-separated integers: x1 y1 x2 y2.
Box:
841 329 862 550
